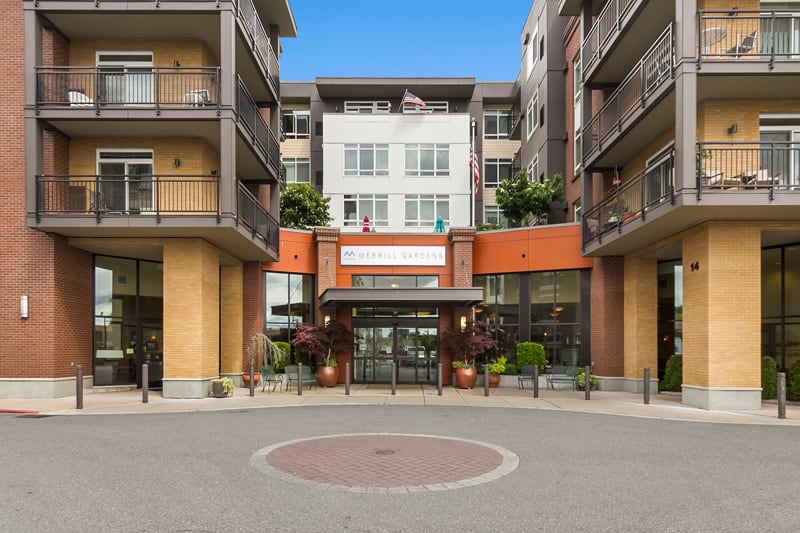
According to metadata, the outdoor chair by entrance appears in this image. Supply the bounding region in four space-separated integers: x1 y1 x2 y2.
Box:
259 365 283 392
517 365 536 389
284 364 317 391
546 365 580 391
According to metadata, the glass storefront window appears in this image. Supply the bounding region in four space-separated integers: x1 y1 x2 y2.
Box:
530 271 580 366
264 272 314 343
474 273 521 361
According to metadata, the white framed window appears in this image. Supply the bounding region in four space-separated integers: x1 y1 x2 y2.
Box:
573 198 582 223
404 194 449 227
526 92 538 139
526 26 538 79
484 158 513 188
344 101 391 114
282 110 310 139
528 155 539 183
404 144 450 177
344 144 389 176
484 205 508 228
282 157 310 183
573 51 583 173
484 110 511 139
760 120 800 186
96 51 153 106
96 148 154 212
402 101 448 114
344 194 389 227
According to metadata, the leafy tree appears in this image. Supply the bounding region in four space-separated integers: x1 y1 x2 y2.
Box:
279 183 332 230
441 321 498 369
495 171 564 227
291 321 354 367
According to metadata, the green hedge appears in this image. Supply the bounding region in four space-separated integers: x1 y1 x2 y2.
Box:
761 356 777 400
516 342 546 372
662 353 682 392
787 359 800 401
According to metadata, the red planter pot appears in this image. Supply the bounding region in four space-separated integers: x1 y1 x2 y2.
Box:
454 367 478 389
488 374 501 388
317 365 339 387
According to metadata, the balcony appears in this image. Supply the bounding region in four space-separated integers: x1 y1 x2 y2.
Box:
236 0 281 98
35 67 220 114
697 10 800 70
583 25 674 169
582 142 800 254
236 77 280 177
508 100 522 141
33 174 279 261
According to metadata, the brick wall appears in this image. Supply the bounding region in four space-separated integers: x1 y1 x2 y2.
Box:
590 256 624 376
241 261 264 373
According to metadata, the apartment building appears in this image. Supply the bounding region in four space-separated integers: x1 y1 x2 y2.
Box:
561 0 800 410
4 0 296 399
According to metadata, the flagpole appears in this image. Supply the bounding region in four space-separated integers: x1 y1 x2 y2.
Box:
470 117 476 227
398 89 407 113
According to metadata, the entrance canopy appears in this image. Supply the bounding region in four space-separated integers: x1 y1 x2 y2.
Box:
319 287 484 308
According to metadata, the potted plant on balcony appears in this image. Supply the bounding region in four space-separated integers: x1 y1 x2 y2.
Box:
442 320 498 389
291 321 354 388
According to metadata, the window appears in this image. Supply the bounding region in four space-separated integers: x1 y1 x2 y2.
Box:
404 194 449 227
282 157 310 183
282 110 310 139
402 101 448 113
530 271 581 366
526 27 538 79
96 51 153 106
573 51 583 173
526 92 538 139
344 194 389 227
528 155 539 183
344 101 391 114
573 198 582 223
484 110 511 139
344 144 389 176
264 272 314 342
484 205 508 228
484 158 513 188
405 144 450 177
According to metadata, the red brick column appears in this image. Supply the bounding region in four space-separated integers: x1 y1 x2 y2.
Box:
590 256 624 377
313 227 340 321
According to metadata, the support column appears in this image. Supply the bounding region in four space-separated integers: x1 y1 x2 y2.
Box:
623 256 658 393
682 222 761 410
220 263 243 378
162 240 220 398
589 256 624 389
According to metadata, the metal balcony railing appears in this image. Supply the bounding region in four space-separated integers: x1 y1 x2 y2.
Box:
236 77 280 172
698 10 800 67
583 24 673 164
582 0 639 75
696 142 800 201
237 181 279 254
35 67 220 113
35 174 221 223
236 0 280 95
582 151 674 247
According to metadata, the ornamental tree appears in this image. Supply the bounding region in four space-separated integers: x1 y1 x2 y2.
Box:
496 171 564 227
441 320 498 369
279 183 332 230
291 321 354 367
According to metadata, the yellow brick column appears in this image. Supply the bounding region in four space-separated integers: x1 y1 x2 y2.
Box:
623 256 658 393
162 239 220 398
220 263 243 378
682 222 761 410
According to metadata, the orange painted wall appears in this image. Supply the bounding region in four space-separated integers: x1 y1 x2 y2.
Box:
473 225 592 274
262 229 316 274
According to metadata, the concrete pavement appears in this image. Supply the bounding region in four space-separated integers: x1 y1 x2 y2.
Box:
2 381 798 425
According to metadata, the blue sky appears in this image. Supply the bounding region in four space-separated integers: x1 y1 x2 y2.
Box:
280 0 533 81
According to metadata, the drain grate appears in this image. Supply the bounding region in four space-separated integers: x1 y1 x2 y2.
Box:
374 449 396 455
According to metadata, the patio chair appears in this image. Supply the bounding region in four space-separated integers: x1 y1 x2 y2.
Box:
284 364 317 392
259 365 283 392
68 90 93 107
726 31 757 57
517 365 536 390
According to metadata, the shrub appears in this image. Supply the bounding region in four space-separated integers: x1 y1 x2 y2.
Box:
274 342 291 372
576 368 597 390
787 359 800 401
662 354 682 392
504 363 519 376
761 356 778 400
488 356 507 375
516 342 546 372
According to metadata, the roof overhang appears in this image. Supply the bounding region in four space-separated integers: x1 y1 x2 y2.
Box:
319 287 484 308
314 77 477 99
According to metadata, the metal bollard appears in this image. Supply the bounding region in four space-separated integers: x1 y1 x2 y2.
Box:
345 362 350 396
391 362 396 395
142 363 149 404
533 366 539 398
484 364 489 397
643 367 650 405
297 363 303 396
76 364 83 410
585 365 591 400
778 372 786 420
249 359 255 397
437 363 443 396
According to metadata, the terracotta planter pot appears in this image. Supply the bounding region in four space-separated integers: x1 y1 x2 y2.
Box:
317 365 338 387
454 367 478 389
488 373 501 388
242 371 259 386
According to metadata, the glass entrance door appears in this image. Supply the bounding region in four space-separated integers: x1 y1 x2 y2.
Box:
353 324 438 384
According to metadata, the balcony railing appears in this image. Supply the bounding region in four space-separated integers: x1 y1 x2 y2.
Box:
582 0 639 75
583 24 673 164
696 142 800 201
582 151 674 247
237 182 279 254
236 0 280 95
35 67 220 113
698 10 800 66
35 174 220 223
236 76 280 172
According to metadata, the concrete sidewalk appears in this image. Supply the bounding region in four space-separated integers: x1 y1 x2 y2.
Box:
2 382 799 425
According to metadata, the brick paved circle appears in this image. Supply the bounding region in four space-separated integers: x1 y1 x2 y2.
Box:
249 433 519 494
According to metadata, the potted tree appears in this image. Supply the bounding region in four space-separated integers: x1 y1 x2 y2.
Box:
442 320 497 389
244 333 287 387
488 356 507 388
291 321 354 388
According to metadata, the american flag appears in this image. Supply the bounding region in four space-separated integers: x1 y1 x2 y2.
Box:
402 90 426 107
470 147 480 195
